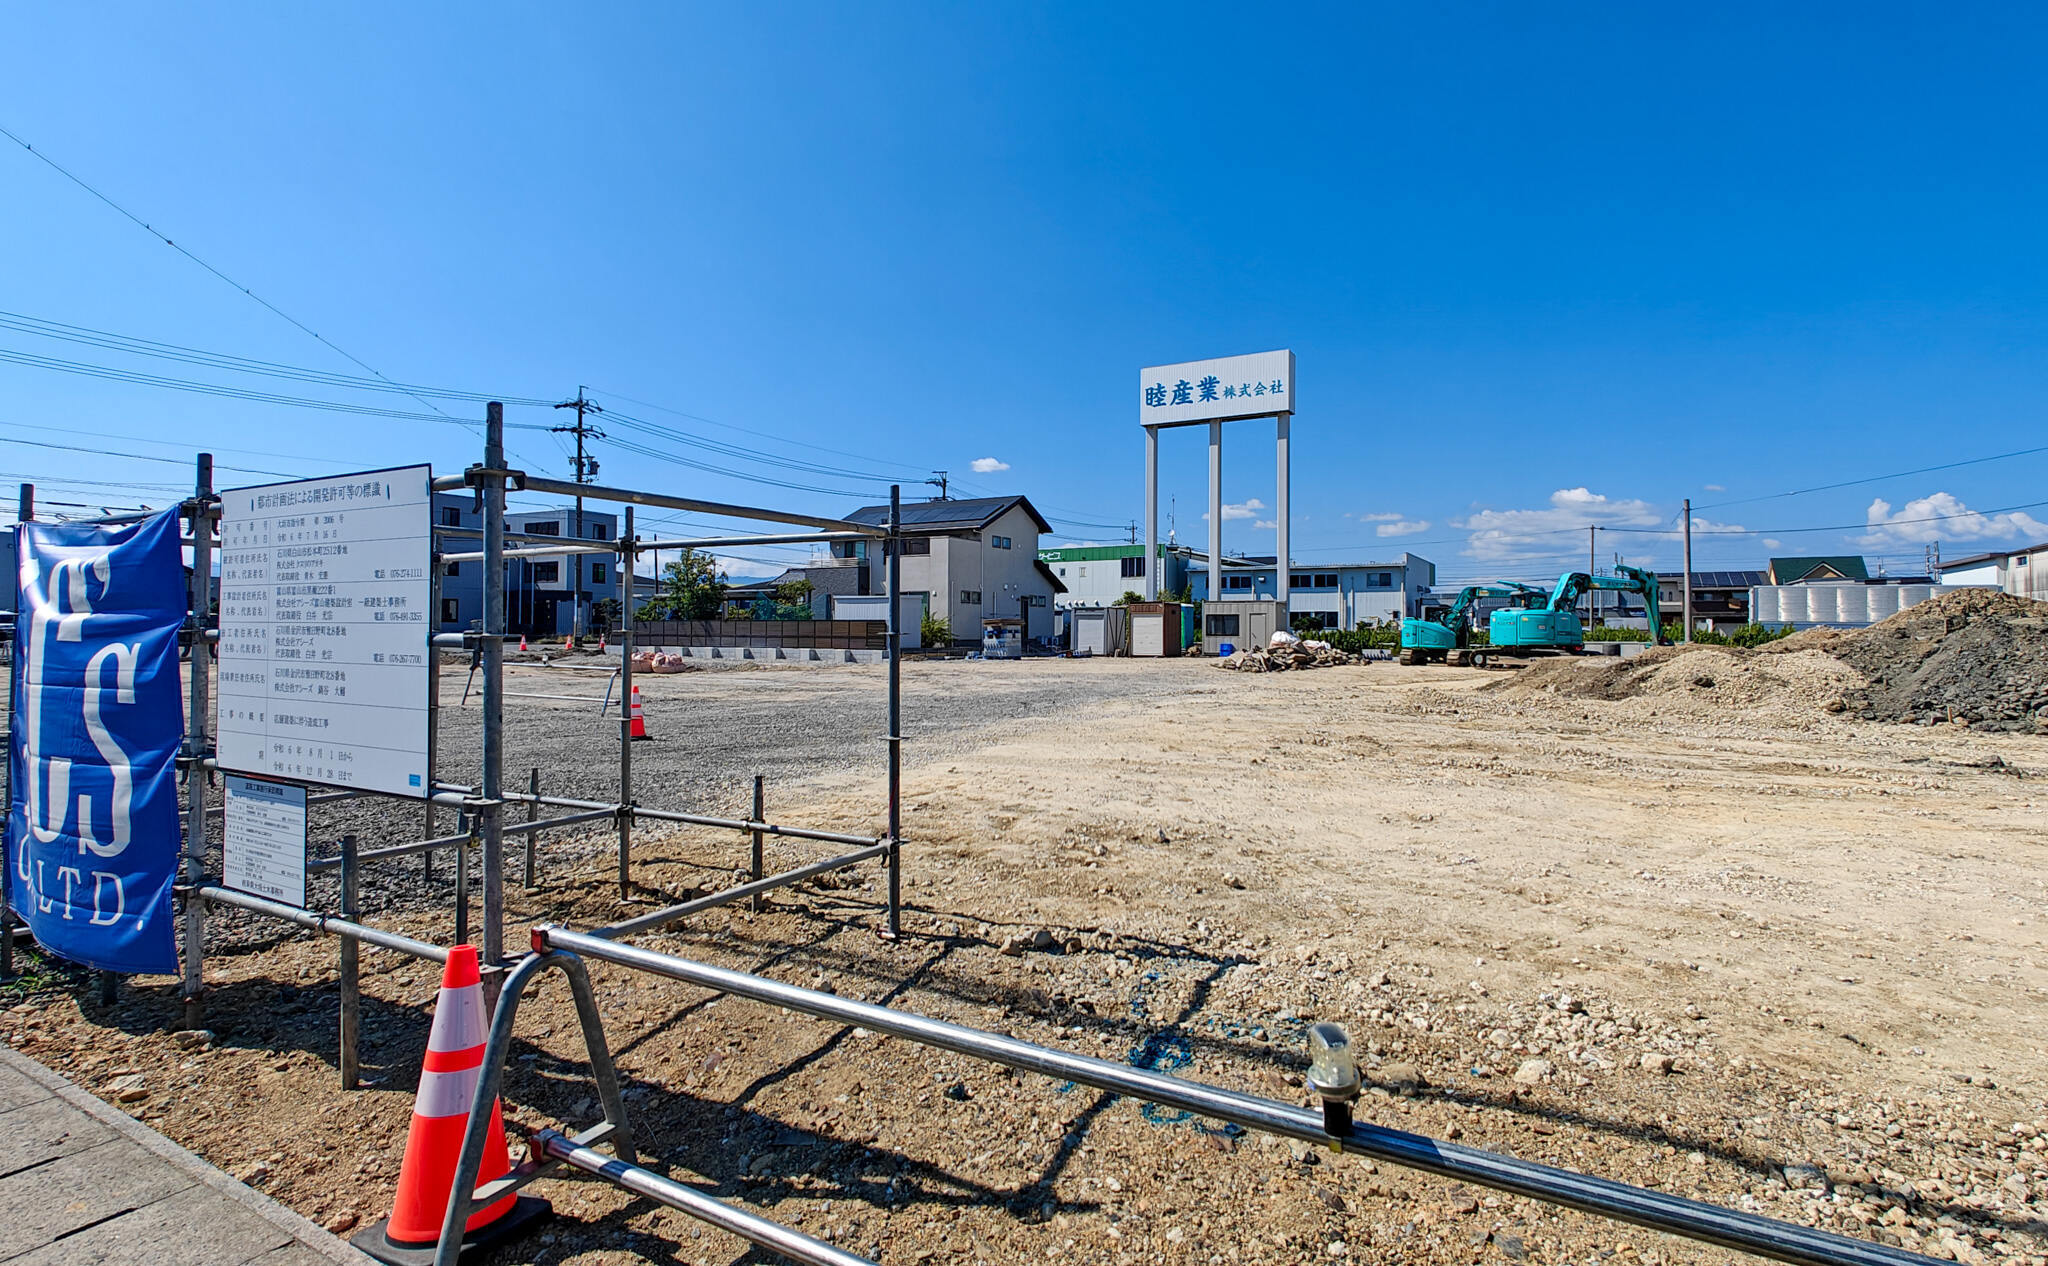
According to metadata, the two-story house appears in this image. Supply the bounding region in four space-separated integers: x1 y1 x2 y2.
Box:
838 496 1064 644
431 494 619 635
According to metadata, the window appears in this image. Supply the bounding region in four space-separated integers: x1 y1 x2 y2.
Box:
1291 572 1311 590
440 598 459 624
1121 555 1146 578
532 561 560 583
525 521 561 537
445 561 460 576
1378 572 1393 587
2019 556 2031 567
1206 614 1240 636
1291 572 1339 590
1224 575 1255 591
1317 573 1338 589
960 590 981 605
1058 567 1067 577
588 523 610 541
1079 566 1088 578
891 537 931 556
591 563 606 584
991 535 1011 550
439 506 462 527
1028 595 1047 607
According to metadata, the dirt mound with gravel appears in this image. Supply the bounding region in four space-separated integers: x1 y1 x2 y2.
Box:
1482 642 1866 721
1788 588 2048 731
1483 589 2048 731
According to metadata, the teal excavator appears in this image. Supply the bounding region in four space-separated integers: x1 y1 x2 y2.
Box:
1396 582 1546 666
1490 563 1666 652
1398 564 1667 665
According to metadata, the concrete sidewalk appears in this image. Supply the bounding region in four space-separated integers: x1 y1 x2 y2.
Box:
0 1044 374 1265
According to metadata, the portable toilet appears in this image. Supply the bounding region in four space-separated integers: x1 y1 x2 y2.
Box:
981 617 1023 660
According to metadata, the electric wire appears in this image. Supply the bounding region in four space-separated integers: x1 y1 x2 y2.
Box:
589 386 926 479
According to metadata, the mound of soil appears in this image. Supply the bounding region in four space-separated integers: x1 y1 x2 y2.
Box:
1799 588 2048 731
1483 642 1864 721
1484 589 2048 732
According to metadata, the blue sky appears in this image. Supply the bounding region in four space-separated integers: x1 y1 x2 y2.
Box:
4 3 2045 583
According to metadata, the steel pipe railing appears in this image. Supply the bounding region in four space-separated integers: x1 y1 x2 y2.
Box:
534 1129 874 1266
593 843 889 940
537 926 1936 1266
517 473 885 537
197 886 449 963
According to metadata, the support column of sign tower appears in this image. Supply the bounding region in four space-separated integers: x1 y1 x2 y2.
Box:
1208 421 1223 609
1142 426 1159 602
1275 413 1290 623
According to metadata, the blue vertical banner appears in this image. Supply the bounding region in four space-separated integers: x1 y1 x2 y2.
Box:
7 510 186 975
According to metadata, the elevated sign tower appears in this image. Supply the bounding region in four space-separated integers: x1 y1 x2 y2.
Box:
1138 350 1295 617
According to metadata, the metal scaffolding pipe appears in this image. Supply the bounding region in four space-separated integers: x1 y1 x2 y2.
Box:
439 543 615 565
534 1130 874 1266
517 474 885 536
536 927 1935 1266
627 531 875 552
198 886 449 963
429 784 881 850
592 843 890 940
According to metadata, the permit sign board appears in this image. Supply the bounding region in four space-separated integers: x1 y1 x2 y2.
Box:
1138 349 1294 427
222 775 308 908
217 466 432 798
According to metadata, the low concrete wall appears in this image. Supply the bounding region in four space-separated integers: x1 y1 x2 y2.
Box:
646 645 886 665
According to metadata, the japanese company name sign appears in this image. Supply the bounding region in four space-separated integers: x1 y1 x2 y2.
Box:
1138 349 1295 427
7 511 186 975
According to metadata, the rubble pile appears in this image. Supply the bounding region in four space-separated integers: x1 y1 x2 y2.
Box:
1217 633 1358 673
1780 589 2048 731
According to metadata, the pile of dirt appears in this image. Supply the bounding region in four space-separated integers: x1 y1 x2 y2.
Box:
1483 589 2048 732
1482 642 1865 720
1787 588 2048 730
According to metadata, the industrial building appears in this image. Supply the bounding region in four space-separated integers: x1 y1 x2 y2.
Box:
1186 553 1436 629
1039 544 1189 609
1657 570 1767 631
1937 542 2047 600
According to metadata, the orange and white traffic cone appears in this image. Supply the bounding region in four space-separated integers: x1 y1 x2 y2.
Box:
517 633 528 652
598 632 607 653
354 945 549 1263
563 634 574 652
628 685 649 740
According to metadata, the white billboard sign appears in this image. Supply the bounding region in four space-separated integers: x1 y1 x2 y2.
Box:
1139 349 1294 427
217 466 433 798
222 775 308 908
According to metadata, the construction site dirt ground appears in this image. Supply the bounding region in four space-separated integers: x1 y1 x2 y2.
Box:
6 655 2047 1266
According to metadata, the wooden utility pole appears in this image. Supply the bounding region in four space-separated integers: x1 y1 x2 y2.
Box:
552 388 604 637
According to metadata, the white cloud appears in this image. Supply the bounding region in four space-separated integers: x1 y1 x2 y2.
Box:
1201 498 1267 522
1762 538 1783 550
969 457 1010 473
1454 487 1663 562
1855 492 2048 547
1252 519 1279 530
1375 519 1430 538
1704 484 1726 492
1359 511 1403 522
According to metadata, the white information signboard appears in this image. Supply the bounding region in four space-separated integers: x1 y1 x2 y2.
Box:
217 466 433 798
1138 349 1295 427
222 775 309 907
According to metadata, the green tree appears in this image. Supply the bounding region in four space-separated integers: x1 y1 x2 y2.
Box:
1115 590 1143 606
920 610 952 645
646 549 727 620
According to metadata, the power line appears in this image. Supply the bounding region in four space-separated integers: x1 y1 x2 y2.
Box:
0 345 552 426
1695 442 2048 511
588 386 926 479
3 435 303 479
0 124 496 431
0 309 553 405
602 407 917 484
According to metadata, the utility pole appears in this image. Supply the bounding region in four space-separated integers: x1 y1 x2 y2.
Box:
1681 498 1693 645
552 387 605 638
1127 521 1138 545
1588 525 1598 627
926 471 949 501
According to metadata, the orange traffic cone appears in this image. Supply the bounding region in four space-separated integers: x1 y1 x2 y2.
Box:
517 633 528 652
354 945 549 1263
628 685 649 740
563 634 574 652
598 632 607 653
